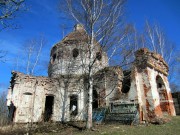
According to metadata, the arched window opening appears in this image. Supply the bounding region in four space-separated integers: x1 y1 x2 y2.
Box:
70 95 78 116
96 52 102 61
8 102 16 122
156 75 168 113
53 54 56 62
156 76 165 90
122 70 131 93
158 83 162 88
72 48 79 58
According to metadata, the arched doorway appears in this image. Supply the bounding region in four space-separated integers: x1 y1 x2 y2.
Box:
156 75 169 114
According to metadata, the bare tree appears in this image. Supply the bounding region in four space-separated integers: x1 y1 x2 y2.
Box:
0 0 25 30
0 0 25 62
171 51 180 90
143 21 174 65
142 21 178 89
15 35 47 75
0 90 8 126
0 50 7 62
58 0 132 129
131 21 178 92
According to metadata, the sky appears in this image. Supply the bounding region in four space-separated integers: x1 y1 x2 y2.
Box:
0 0 180 92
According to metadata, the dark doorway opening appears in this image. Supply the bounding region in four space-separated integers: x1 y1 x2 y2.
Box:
44 96 54 122
93 89 98 109
122 70 131 93
8 102 16 122
70 95 78 116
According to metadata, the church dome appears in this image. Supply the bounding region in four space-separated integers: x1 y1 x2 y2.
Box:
48 24 108 77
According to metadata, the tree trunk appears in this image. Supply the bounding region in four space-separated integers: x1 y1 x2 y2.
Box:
86 76 93 129
86 26 94 129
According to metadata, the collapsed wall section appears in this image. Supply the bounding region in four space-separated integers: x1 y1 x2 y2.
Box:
132 48 176 121
93 66 123 107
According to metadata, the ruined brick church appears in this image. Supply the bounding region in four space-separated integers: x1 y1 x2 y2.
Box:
7 24 176 123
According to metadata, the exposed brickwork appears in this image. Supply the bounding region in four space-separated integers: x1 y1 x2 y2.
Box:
154 104 163 117
133 48 176 122
7 25 123 123
7 26 175 124
135 48 169 75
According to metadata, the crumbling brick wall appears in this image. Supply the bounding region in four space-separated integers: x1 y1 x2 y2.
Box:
7 24 176 124
131 48 176 121
93 66 123 107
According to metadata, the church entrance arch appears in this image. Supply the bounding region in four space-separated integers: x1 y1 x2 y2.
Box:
156 75 169 114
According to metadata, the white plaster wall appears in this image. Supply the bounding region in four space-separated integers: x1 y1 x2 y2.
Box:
13 83 25 122
127 67 148 120
49 55 108 77
147 67 174 109
49 42 109 77
128 68 143 105
32 85 45 122
7 72 100 123
128 79 137 101
147 67 160 108
11 81 33 123
77 89 85 120
142 68 156 112
7 88 12 106
52 87 62 121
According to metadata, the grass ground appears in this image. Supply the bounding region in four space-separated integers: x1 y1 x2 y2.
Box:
0 116 180 135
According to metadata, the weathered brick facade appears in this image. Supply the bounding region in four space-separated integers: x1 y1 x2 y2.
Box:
7 25 175 123
130 48 176 121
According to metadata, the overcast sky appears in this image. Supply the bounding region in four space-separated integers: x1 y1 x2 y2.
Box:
0 0 180 92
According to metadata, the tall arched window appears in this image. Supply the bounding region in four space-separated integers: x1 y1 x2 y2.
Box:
72 48 79 58
156 76 167 100
53 54 56 62
51 53 56 64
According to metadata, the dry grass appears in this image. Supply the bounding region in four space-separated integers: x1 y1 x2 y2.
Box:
0 116 180 135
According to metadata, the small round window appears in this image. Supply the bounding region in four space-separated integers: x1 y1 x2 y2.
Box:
72 48 79 58
96 52 102 61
